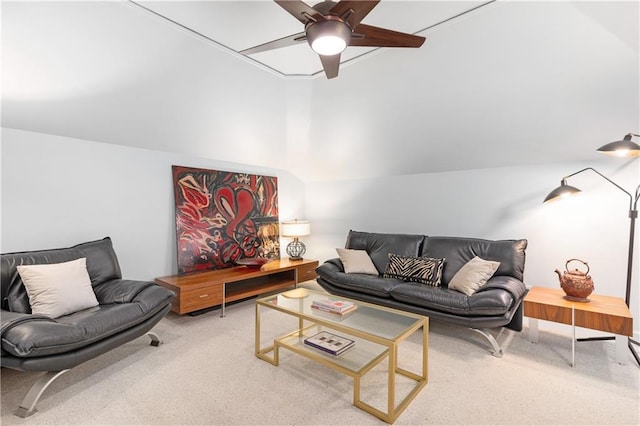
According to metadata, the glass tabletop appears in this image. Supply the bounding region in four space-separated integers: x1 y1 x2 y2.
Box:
257 288 426 342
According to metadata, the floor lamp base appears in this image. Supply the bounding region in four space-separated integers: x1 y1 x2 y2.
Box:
577 336 639 366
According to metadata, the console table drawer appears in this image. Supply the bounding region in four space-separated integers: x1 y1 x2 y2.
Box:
180 286 223 313
296 263 318 282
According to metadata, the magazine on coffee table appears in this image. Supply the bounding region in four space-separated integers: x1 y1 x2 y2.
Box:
303 331 355 356
311 299 355 313
311 303 358 316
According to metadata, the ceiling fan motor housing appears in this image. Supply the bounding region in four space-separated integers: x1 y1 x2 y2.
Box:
240 0 426 79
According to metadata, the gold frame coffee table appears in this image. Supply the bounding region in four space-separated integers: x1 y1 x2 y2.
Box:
255 288 428 424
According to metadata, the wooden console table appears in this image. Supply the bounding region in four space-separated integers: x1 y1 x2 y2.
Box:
524 287 633 366
155 259 318 316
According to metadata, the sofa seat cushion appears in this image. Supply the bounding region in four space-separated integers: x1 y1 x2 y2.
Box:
315 260 403 298
331 273 404 298
1 283 172 358
389 279 518 317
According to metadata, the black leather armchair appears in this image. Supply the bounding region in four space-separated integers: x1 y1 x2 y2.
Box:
1 237 175 417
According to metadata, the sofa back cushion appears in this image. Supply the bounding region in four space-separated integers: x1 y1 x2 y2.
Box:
1 237 122 313
345 230 425 274
72 237 123 286
421 236 527 286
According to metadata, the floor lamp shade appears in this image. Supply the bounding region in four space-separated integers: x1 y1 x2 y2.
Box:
543 181 582 203
597 133 640 157
281 220 311 260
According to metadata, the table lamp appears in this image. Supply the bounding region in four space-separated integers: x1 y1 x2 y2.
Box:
281 220 311 261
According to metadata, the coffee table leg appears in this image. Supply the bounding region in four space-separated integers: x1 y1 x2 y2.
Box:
390 345 399 421
255 303 277 365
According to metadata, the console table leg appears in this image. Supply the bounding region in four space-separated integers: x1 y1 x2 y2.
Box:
615 335 628 365
221 283 226 318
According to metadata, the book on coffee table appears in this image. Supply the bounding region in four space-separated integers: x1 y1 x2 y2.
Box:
311 299 356 313
303 331 355 356
311 303 358 316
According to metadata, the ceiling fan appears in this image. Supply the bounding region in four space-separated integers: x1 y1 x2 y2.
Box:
240 0 426 79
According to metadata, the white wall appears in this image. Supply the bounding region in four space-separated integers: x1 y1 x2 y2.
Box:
3 127 639 340
305 160 640 339
0 128 306 279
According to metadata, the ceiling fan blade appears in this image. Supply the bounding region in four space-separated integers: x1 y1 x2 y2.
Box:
319 54 340 79
275 0 325 24
329 1 379 29
240 32 307 55
349 23 425 48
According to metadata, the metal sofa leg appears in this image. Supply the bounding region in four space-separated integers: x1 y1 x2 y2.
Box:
470 328 504 358
147 331 162 347
15 369 70 418
14 332 164 417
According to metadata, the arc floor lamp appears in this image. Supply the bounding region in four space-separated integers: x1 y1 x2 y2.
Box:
543 133 640 366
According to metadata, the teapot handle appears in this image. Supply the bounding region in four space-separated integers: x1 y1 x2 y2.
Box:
566 258 589 275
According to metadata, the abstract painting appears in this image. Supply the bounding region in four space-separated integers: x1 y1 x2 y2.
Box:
172 165 279 275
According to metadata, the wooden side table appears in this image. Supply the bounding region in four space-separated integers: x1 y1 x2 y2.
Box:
524 287 633 366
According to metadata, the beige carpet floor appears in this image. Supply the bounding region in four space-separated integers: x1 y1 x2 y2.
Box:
2 282 639 425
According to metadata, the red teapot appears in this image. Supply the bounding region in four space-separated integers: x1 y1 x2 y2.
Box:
555 259 594 302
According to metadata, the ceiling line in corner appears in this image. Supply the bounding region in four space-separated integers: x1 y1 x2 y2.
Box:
327 0 497 78
127 0 496 80
126 0 308 79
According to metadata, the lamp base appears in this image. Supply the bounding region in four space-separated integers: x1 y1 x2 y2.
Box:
286 239 306 261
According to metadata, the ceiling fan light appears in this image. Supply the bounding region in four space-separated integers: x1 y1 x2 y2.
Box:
311 35 346 55
306 20 351 56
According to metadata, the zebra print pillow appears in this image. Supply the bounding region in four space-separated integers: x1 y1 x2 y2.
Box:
383 254 445 287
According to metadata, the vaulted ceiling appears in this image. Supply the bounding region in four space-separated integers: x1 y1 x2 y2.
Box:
2 1 639 182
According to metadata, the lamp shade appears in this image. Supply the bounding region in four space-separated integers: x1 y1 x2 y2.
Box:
597 133 640 157
543 182 582 203
280 220 311 238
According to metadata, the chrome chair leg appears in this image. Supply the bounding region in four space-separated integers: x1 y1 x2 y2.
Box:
147 331 162 346
470 328 504 358
15 369 70 418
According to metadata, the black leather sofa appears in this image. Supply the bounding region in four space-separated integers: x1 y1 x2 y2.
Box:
316 231 528 357
1 237 175 417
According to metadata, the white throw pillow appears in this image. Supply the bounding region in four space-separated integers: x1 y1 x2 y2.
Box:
17 257 99 318
448 256 500 296
336 248 379 275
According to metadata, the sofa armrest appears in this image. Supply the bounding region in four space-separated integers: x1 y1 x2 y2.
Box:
1 310 53 336
92 279 157 304
316 258 344 276
475 276 527 303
